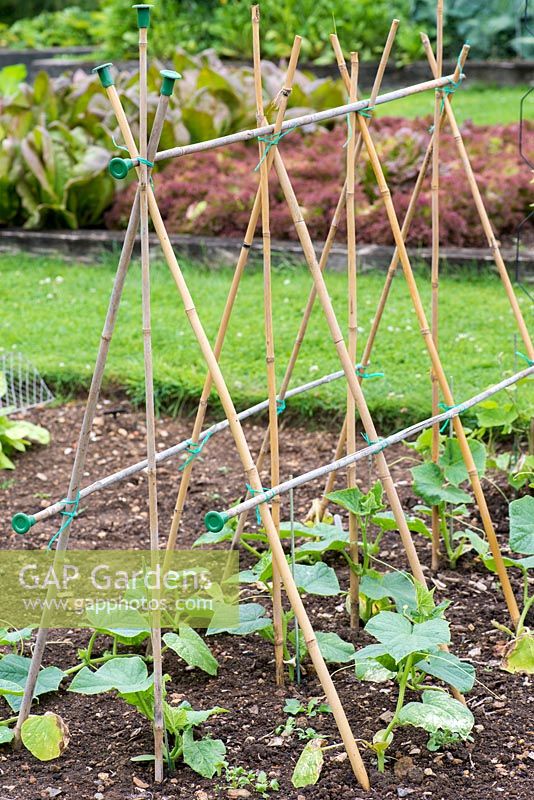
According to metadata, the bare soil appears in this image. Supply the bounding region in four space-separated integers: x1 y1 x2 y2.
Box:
0 400 532 800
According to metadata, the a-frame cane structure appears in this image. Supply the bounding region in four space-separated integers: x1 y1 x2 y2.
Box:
14 2 531 789
14 4 371 789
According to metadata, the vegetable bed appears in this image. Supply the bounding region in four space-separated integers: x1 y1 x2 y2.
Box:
1 399 532 800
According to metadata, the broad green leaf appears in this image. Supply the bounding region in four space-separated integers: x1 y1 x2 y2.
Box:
164 701 227 734
68 656 153 695
398 690 474 739
84 608 151 645
359 571 417 613
411 463 473 506
291 738 325 788
440 438 486 486
207 603 271 636
21 713 69 761
0 679 24 697
315 632 355 663
476 400 518 430
295 533 348 557
502 634 534 675
354 654 396 682
365 612 450 663
326 481 384 517
0 727 14 745
509 496 534 555
0 627 34 646
371 511 431 539
163 627 218 676
416 652 475 693
182 729 226 778
293 562 340 596
0 656 65 712
193 526 234 547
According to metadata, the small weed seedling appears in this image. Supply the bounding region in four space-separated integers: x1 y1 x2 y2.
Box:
224 766 280 798
275 697 332 741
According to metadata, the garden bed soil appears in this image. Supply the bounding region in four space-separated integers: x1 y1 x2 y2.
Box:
0 399 532 800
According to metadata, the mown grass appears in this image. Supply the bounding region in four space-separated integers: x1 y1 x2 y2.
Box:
1 252 532 429
374 83 528 126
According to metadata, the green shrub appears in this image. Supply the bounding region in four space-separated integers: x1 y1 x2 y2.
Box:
0 7 104 49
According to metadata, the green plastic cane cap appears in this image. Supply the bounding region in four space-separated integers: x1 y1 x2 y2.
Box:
132 4 153 28
12 513 36 535
92 62 114 89
109 157 135 180
160 69 182 96
204 510 228 533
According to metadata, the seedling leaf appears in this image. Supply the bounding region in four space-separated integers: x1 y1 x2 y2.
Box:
315 631 355 663
0 656 65 711
163 626 218 676
293 562 340 596
365 611 450 663
68 656 153 695
411 463 472 506
440 438 486 486
398 690 474 739
291 738 325 788
207 602 271 635
509 496 534 555
416 652 475 693
182 728 226 778
21 712 69 761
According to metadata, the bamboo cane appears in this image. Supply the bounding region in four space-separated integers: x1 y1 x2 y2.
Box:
163 36 302 560
314 44 469 522
136 72 460 165
265 139 428 587
252 3 284 687
137 15 164 782
231 20 399 547
13 81 172 738
350 80 521 627
346 52 360 632
104 76 370 791
421 33 534 362
430 0 444 572
13 365 358 533
207 365 534 522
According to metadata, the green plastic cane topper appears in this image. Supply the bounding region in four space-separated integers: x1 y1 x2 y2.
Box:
109 157 135 180
132 4 153 28
204 510 228 533
12 512 36 535
91 62 114 89
160 69 182 96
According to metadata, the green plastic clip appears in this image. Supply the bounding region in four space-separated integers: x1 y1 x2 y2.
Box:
91 62 114 89
132 4 153 28
160 69 182 96
109 157 135 180
204 510 228 533
12 513 36 535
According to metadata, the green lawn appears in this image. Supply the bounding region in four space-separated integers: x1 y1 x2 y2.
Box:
374 84 528 126
2 253 532 429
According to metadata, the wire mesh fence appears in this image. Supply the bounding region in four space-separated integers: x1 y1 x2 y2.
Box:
0 351 54 416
